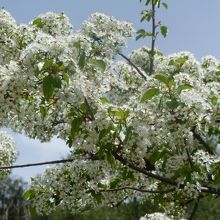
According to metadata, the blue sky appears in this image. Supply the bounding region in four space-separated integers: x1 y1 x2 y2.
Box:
1 0 220 181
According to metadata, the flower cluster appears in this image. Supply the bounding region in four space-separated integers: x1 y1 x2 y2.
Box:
0 131 17 178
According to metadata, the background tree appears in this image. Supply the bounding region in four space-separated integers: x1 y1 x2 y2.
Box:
0 177 29 220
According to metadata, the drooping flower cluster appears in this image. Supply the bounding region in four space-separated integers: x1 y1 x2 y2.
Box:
1 8 220 219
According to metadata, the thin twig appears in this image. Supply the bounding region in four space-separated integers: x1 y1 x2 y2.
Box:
118 53 147 80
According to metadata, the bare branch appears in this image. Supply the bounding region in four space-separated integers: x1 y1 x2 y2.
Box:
118 53 147 80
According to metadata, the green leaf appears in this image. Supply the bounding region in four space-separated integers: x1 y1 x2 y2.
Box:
160 25 168 38
57 65 66 72
42 59 53 71
109 178 121 188
63 72 69 85
162 2 168 9
136 29 152 40
32 18 44 28
154 74 170 86
97 182 107 189
211 96 218 105
150 150 167 163
168 78 174 89
176 57 187 66
23 189 35 200
166 99 180 109
78 51 86 69
108 108 129 121
29 206 37 217
99 128 110 141
100 97 109 104
106 150 115 167
40 106 47 120
177 84 192 94
121 169 135 180
156 0 161 8
73 41 81 50
140 10 153 22
53 76 62 88
58 13 65 20
136 34 143 41
43 75 54 100
141 88 160 102
123 126 133 145
71 117 82 138
145 0 151 6
91 191 104 204
90 59 106 72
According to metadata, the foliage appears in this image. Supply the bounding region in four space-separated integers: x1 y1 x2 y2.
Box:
1 1 220 219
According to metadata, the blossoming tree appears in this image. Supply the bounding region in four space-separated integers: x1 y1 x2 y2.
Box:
1 0 220 219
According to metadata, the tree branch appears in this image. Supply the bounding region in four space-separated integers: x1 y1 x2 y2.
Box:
100 186 176 194
112 151 220 196
118 53 147 80
112 151 178 186
149 0 156 75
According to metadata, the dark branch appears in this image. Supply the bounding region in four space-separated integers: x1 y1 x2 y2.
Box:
100 186 176 194
112 151 220 196
112 151 178 186
118 53 147 80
